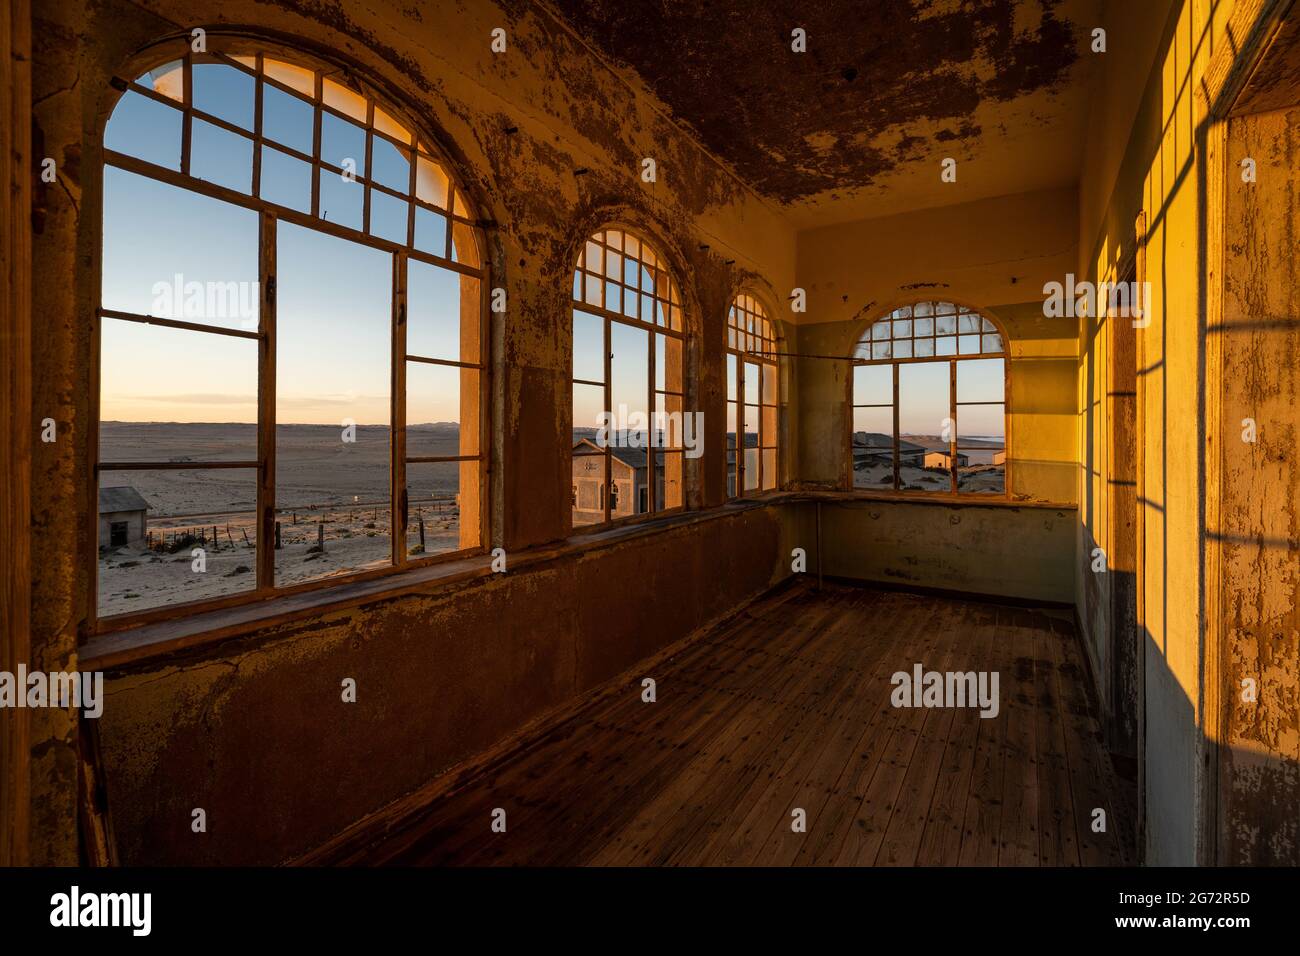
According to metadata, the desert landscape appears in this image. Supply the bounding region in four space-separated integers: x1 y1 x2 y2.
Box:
97 421 464 617
853 433 1006 493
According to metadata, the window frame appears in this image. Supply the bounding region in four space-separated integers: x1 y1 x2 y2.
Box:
847 301 1011 499
91 41 491 634
569 225 687 532
726 291 780 497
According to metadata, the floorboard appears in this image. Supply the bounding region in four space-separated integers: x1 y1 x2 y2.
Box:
302 580 1135 867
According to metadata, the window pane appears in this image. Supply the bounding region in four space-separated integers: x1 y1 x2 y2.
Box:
99 319 258 462
654 391 684 450
259 145 312 213
573 310 604 382
660 334 682 393
319 172 363 230
572 382 604 445
98 467 258 616
762 404 777 448
959 334 981 355
371 137 410 193
321 112 366 176
656 450 685 510
190 119 253 193
610 322 649 441
192 63 255 130
957 402 1005 443
957 358 1005 403
761 363 777 405
407 362 479 459
104 91 182 170
102 168 260 331
572 385 608 526
322 78 367 122
406 461 465 556
262 84 314 154
726 353 738 401
369 189 409 244
416 157 449 207
956 402 1006 495
374 108 411 144
744 446 759 492
761 448 777 490
275 222 392 585
851 406 895 490
414 207 447 256
136 60 184 102
264 58 315 98
742 361 759 405
408 260 468 361
899 361 950 491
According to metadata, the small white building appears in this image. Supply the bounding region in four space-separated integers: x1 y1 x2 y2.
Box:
924 450 969 470
99 486 150 549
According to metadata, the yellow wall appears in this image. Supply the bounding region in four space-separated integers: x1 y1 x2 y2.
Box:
1075 0 1291 864
792 186 1080 501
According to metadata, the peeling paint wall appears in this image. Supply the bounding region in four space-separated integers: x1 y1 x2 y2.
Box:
792 500 1076 604
100 508 789 865
1218 103 1300 865
1077 0 1299 864
29 0 800 863
792 185 1080 497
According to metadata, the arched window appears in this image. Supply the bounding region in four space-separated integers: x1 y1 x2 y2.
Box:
850 302 1006 496
96 45 487 622
726 293 778 496
570 227 685 528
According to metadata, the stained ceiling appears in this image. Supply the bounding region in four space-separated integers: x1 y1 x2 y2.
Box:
546 0 1100 228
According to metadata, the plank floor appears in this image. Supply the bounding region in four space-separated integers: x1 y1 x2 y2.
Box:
306 580 1135 866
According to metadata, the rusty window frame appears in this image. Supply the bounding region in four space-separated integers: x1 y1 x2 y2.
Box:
726 293 779 497
570 227 686 530
92 46 489 633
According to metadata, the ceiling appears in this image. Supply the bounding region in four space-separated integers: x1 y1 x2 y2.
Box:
548 0 1100 228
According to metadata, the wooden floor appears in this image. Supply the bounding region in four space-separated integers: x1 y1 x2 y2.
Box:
308 580 1134 866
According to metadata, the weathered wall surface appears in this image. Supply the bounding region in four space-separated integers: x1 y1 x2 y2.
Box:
100 506 789 865
1076 0 1299 864
791 500 1077 605
792 185 1080 499
1218 103 1300 865
29 0 800 863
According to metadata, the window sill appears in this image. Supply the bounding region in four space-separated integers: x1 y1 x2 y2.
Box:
784 489 1078 510
79 496 785 672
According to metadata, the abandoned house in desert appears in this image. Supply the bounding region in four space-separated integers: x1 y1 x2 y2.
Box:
1 0 1299 870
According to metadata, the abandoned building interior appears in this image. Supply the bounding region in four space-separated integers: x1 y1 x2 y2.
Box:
1 0 1298 868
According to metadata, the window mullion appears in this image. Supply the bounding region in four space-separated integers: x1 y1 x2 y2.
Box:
256 210 278 591
604 314 612 524
392 252 407 566
949 359 958 494
891 362 900 492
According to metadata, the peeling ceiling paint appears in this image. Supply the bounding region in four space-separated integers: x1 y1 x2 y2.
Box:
546 0 1100 225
